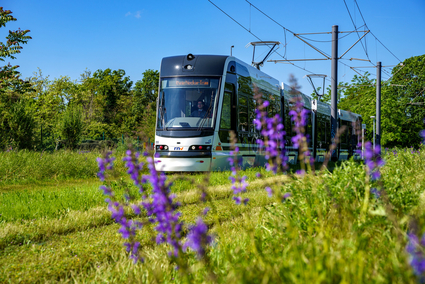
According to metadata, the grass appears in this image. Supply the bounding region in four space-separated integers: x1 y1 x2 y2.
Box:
0 148 424 283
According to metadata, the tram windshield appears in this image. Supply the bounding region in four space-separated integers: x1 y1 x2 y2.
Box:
157 77 220 130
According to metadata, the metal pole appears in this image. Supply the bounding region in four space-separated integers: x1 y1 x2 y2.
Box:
376 61 381 148
313 110 317 159
331 25 338 161
371 116 376 149
373 118 376 149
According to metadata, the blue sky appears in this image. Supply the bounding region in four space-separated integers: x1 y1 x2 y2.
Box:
3 0 425 96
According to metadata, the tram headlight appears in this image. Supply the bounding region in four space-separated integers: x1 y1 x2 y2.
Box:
191 146 195 150
164 146 168 150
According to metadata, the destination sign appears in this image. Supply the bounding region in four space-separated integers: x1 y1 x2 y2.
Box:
168 78 210 87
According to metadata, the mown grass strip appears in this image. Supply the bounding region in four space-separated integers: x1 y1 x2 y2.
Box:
0 175 288 251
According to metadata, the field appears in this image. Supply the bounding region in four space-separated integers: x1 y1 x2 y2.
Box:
1 148 425 283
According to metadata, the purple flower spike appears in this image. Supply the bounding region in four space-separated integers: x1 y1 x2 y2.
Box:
370 188 381 199
96 152 115 182
364 142 385 181
289 96 311 164
184 218 214 259
142 156 184 257
123 149 146 195
406 232 425 280
253 95 287 174
228 146 249 205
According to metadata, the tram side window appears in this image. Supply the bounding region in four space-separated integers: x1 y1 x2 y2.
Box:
305 110 312 147
239 96 248 132
285 99 293 146
318 114 326 148
326 118 331 146
220 92 231 130
341 120 348 147
249 97 257 132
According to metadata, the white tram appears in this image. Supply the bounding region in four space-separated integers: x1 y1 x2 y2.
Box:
154 54 361 172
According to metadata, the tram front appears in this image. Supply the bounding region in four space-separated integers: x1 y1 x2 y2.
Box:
154 55 227 172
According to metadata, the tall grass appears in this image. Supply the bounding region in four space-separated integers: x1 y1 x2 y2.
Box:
0 150 130 185
0 148 424 282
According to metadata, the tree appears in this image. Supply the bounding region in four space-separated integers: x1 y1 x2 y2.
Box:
132 69 159 121
82 68 133 138
59 104 83 150
310 81 349 104
127 69 159 141
0 7 33 150
338 55 425 148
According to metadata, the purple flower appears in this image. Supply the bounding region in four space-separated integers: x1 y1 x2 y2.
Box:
228 147 249 205
184 217 213 259
96 152 115 181
364 141 385 181
265 186 273 197
123 150 145 195
370 188 381 199
282 192 292 202
254 95 287 174
124 241 144 263
289 96 310 164
142 156 184 257
406 232 425 279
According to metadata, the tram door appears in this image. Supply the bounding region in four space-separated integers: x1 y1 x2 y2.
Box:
218 69 237 145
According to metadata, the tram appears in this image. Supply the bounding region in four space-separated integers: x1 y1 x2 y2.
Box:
153 54 361 172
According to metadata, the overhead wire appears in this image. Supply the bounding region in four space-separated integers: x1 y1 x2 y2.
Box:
208 0 328 82
209 0 402 85
343 0 370 61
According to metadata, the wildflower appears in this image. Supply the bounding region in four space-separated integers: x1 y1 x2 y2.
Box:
370 188 381 199
364 141 385 181
143 156 184 257
265 186 273 197
123 150 145 196
124 241 144 263
228 146 249 205
254 93 287 174
289 96 310 163
282 192 292 202
406 232 425 280
184 217 214 259
96 152 115 182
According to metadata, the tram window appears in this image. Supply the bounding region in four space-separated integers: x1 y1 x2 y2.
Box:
341 120 349 146
238 96 248 132
318 115 326 148
249 98 256 132
326 119 331 145
305 110 312 147
220 92 231 130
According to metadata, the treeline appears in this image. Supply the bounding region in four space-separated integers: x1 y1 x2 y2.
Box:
0 68 159 150
1 7 159 151
311 54 425 148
